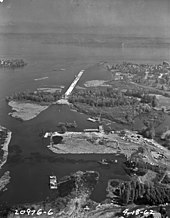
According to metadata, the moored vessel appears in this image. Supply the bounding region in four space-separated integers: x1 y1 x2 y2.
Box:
49 176 58 189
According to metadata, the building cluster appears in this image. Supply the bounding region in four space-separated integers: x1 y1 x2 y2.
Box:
107 61 170 91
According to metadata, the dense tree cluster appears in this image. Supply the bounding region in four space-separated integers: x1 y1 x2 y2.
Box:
161 175 170 184
69 88 139 108
0 130 8 145
124 88 146 98
57 121 77 129
6 91 62 103
124 160 148 177
0 59 26 68
163 138 170 150
140 112 165 139
114 179 170 205
125 89 159 107
57 121 77 133
125 160 166 175
141 95 159 107
70 87 163 129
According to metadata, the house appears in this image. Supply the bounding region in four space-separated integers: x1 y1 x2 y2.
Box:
111 70 124 80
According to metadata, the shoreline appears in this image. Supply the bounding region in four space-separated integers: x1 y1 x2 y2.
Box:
70 103 128 125
48 144 119 154
0 171 10 192
0 126 12 170
4 170 124 218
8 100 49 121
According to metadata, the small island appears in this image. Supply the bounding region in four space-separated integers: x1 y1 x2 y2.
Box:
0 59 27 68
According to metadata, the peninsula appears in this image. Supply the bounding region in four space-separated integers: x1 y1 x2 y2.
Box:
6 88 62 121
0 125 12 169
0 126 12 194
8 101 49 121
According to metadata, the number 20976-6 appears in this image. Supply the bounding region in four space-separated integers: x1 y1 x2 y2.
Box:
14 208 54 216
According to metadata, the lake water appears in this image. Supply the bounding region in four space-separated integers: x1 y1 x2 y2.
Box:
0 33 170 206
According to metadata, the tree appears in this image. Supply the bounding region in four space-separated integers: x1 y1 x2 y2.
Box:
151 96 159 107
141 126 155 139
125 100 139 130
121 182 131 205
141 111 165 139
60 125 67 134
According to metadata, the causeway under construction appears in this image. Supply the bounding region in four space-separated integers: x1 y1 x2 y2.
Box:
64 70 84 99
57 70 84 104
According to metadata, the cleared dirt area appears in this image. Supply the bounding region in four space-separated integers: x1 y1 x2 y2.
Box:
84 80 110 87
49 132 119 154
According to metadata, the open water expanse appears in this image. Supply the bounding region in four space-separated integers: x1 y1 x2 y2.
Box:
0 33 170 206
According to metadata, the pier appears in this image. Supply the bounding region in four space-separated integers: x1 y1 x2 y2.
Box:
57 70 84 104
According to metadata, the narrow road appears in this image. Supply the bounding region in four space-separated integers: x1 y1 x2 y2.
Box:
159 171 167 184
130 81 170 96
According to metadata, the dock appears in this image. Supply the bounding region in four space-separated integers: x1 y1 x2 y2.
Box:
49 175 72 190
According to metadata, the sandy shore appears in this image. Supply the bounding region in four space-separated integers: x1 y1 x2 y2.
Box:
0 127 12 169
84 80 111 87
8 100 49 121
37 87 62 93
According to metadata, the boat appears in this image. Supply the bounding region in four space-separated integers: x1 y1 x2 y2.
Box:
34 77 48 81
49 176 58 189
87 117 97 122
98 159 110 166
